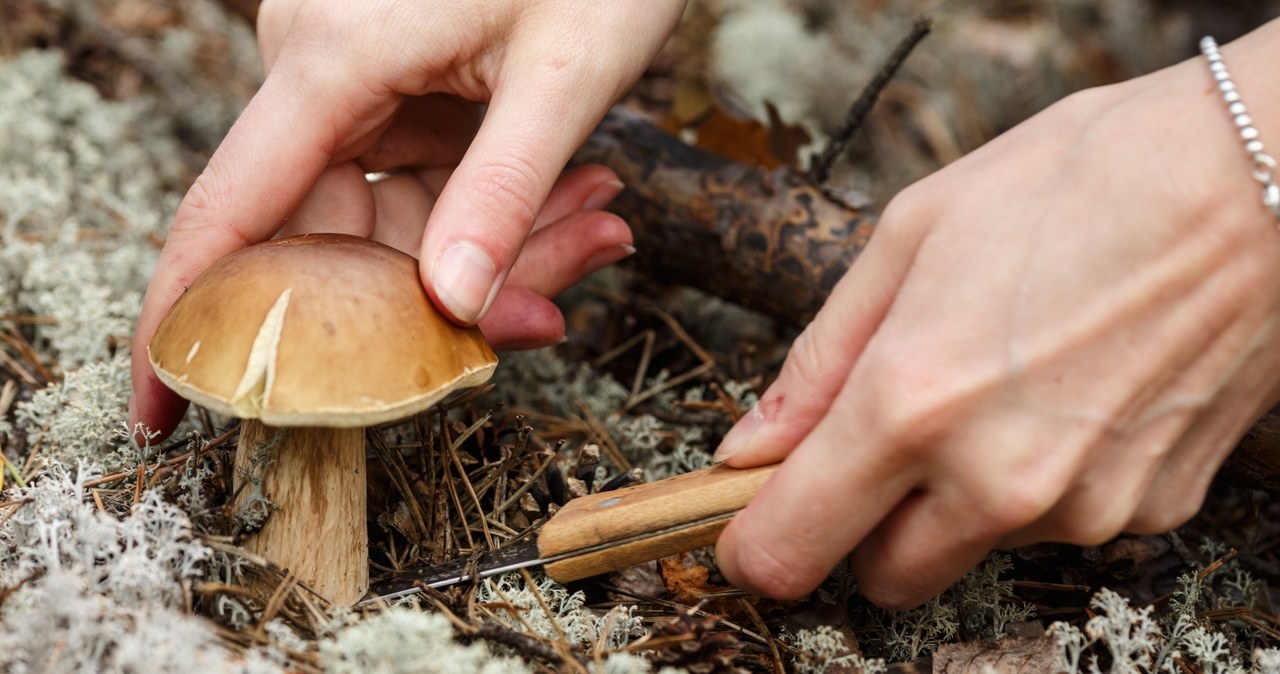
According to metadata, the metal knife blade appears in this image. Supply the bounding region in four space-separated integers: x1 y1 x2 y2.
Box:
356 463 778 607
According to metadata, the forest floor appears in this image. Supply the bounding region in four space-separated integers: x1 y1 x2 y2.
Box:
2 1 1280 672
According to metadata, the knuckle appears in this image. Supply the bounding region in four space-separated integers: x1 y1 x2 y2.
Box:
782 323 829 389
1056 505 1130 547
968 479 1059 539
169 169 253 249
878 182 936 234
862 350 955 456
1127 494 1204 535
860 579 931 611
853 545 941 610
464 157 542 231
174 173 228 235
730 538 823 600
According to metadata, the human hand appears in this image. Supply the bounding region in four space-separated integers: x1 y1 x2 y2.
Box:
715 24 1280 608
130 0 685 438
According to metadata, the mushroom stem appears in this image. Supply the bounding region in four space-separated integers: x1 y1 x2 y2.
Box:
234 420 368 605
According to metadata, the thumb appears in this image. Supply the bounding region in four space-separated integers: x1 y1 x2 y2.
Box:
713 215 924 468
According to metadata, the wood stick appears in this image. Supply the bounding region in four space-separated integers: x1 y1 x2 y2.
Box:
576 108 876 328
576 108 1280 492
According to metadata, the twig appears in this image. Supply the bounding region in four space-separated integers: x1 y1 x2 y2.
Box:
808 14 933 185
494 450 556 517
605 585 773 647
0 347 37 387
448 426 496 550
90 489 107 514
445 442 494 555
479 581 589 674
439 414 475 551
366 430 433 546
0 568 45 611
83 426 238 488
519 567 571 644
0 498 31 530
131 464 145 507
1 326 55 383
623 302 717 411
738 598 785 674
577 404 632 473
1196 548 1237 583
469 622 585 668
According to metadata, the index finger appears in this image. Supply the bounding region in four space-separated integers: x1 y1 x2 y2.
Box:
129 57 371 438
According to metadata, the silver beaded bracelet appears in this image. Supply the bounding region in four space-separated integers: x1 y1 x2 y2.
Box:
1200 36 1280 223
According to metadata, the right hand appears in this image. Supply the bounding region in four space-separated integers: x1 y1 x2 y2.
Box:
130 0 685 439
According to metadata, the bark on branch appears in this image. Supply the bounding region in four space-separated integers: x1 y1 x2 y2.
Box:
575 108 1280 493
577 109 875 327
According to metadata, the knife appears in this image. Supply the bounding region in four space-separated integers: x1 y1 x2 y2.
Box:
357 462 778 606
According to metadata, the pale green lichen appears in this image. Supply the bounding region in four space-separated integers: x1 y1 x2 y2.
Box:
13 354 143 471
952 553 1036 640
475 571 645 650
319 609 531 674
0 464 283 674
1045 585 1280 674
784 625 886 674
0 49 179 366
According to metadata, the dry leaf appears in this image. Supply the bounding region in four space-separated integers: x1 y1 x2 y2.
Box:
932 635 1060 674
660 553 730 604
662 76 811 169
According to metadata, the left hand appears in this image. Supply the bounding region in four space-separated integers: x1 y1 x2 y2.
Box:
714 24 1280 608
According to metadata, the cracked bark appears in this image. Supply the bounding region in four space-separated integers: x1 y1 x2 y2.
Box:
575 107 1280 493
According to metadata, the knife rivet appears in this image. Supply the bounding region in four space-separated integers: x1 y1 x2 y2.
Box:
597 497 622 508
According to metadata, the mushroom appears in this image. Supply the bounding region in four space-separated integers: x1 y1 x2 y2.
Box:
148 233 497 605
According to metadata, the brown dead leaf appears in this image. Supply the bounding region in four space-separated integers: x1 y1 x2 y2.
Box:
662 75 810 169
609 561 668 600
660 553 730 605
685 105 810 169
932 634 1060 674
376 500 425 547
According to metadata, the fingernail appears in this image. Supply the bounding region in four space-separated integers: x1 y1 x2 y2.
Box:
581 243 636 276
714 403 764 462
582 179 625 211
433 242 499 324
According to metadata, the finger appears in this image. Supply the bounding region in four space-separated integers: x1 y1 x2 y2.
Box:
847 409 1079 607
850 490 999 609
276 162 376 240
418 58 625 325
478 287 566 350
714 201 929 467
130 53 387 439
1130 378 1276 535
533 165 623 232
715 391 922 599
505 211 634 297
255 0 301 71
998 404 1195 549
713 210 932 598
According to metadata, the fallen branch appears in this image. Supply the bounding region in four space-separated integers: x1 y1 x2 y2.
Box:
576 110 1280 493
577 108 875 327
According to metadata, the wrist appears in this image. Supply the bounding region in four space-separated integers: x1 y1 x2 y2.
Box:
1106 19 1280 238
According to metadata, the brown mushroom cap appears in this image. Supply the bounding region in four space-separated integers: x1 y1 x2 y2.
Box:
149 233 498 427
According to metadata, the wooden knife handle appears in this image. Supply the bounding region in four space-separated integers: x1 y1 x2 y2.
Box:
538 463 778 582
